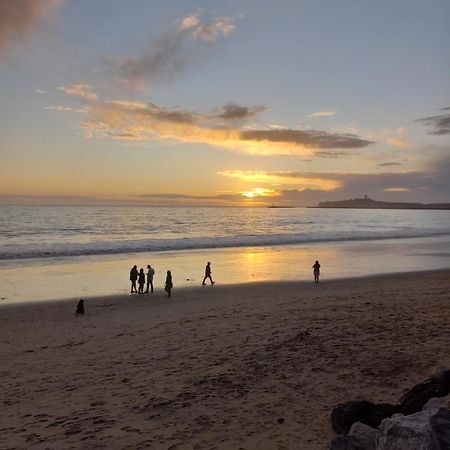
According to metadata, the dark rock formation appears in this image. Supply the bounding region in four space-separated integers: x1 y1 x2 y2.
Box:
400 370 450 415
331 401 400 435
327 422 377 450
376 407 450 449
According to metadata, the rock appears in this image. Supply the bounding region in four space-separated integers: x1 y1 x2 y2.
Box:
349 422 377 446
376 407 450 450
331 400 400 434
423 393 450 411
326 423 376 450
400 370 450 415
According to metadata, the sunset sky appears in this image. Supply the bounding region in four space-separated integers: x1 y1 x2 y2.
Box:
0 0 449 206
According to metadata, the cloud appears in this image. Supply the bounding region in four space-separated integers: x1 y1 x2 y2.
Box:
218 170 343 191
213 103 267 121
386 137 411 148
308 111 337 117
54 84 374 157
0 0 62 53
376 161 405 168
417 107 450 135
58 84 98 101
191 16 235 42
117 11 235 88
240 129 372 149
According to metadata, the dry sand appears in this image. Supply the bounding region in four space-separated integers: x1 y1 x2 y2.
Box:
1 269 450 449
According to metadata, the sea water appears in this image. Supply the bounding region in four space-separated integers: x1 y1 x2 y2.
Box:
0 206 449 302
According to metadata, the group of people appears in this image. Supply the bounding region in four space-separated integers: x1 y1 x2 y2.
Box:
77 260 321 315
129 261 215 297
129 264 156 295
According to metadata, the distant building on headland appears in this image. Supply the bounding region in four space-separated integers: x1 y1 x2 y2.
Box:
316 196 450 210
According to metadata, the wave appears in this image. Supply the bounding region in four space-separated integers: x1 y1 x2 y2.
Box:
1 229 450 260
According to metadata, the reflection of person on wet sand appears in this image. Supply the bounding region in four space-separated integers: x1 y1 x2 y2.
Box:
130 265 138 293
313 260 321 284
202 261 215 286
165 270 173 297
138 268 145 294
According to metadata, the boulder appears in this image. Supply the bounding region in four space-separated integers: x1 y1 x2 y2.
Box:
400 370 450 415
423 393 450 411
376 407 450 450
331 400 400 434
326 422 377 449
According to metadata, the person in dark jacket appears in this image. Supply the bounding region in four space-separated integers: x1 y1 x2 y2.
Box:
165 270 173 297
138 268 146 294
202 261 215 285
130 265 138 293
312 260 321 283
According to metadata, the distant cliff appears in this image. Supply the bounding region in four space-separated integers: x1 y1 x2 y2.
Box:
317 197 450 210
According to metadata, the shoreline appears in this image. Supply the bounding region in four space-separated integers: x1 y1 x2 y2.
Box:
1 267 449 308
1 269 450 449
1 235 450 304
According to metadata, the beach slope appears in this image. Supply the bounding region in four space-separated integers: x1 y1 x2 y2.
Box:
1 270 450 449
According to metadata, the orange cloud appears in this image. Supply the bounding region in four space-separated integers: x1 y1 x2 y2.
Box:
54 84 373 157
219 170 343 191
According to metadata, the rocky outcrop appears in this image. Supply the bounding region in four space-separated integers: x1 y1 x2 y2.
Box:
400 370 450 415
331 401 400 434
376 408 450 450
327 422 377 450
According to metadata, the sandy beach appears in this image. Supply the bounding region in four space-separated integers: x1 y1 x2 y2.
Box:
1 269 450 449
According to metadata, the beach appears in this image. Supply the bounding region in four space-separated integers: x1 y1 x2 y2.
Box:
1 269 450 449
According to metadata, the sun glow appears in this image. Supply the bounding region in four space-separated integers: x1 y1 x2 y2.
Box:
241 187 278 199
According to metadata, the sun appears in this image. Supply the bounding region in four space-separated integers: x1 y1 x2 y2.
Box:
242 191 256 198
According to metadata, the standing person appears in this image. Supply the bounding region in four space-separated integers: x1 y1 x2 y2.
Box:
312 260 321 284
146 264 155 294
202 261 215 286
138 268 146 294
130 265 139 293
165 270 173 297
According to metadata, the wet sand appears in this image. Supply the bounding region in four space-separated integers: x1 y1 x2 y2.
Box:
1 269 450 449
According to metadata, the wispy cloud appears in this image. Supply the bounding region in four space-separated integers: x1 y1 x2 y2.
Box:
54 84 374 157
0 0 63 53
417 107 450 135
218 170 343 191
117 11 235 88
308 110 337 117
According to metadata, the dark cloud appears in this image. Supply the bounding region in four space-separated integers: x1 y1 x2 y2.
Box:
241 129 373 150
118 33 191 87
117 12 235 88
0 0 61 52
416 107 450 135
376 161 405 168
213 103 267 121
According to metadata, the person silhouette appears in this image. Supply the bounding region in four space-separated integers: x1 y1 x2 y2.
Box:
146 264 155 294
75 299 85 315
202 261 215 286
138 268 146 294
130 265 139 293
165 270 173 297
312 260 321 284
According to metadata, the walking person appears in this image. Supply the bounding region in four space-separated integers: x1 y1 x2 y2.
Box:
138 268 146 294
165 270 173 297
202 261 215 286
145 264 155 294
130 265 139 293
312 260 321 284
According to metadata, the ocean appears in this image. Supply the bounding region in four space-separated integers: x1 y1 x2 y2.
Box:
1 205 450 302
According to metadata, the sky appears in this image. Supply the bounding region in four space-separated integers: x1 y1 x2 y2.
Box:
0 0 449 206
